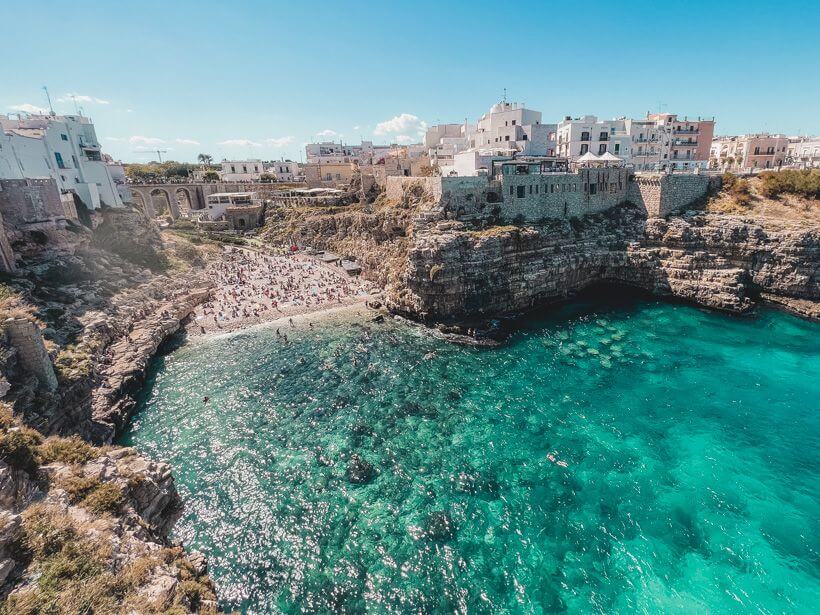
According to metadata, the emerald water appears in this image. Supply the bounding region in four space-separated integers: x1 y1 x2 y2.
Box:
122 295 820 613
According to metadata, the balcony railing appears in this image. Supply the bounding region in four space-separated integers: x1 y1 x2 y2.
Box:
672 140 698 147
673 129 699 135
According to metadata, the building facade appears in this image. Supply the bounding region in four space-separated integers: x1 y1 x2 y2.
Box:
220 159 265 182
556 116 631 163
710 134 789 171
266 160 300 182
651 114 714 171
787 137 820 168
0 113 127 209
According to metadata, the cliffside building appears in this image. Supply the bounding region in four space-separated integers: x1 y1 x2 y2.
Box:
787 137 820 169
558 113 714 172
0 113 128 209
710 134 789 171
424 123 475 169
557 116 631 163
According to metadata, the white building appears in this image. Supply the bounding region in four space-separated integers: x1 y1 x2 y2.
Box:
437 102 557 176
265 160 299 182
556 115 631 163
0 113 127 209
202 192 260 221
220 159 265 182
471 102 556 157
305 140 408 166
623 117 667 171
425 123 476 170
787 137 820 168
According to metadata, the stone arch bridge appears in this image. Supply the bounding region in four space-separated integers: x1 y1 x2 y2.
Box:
127 182 276 219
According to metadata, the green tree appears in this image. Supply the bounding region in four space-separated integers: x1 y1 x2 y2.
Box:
197 153 213 166
202 171 220 182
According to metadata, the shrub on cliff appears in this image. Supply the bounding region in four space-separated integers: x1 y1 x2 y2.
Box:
36 436 99 465
758 169 820 199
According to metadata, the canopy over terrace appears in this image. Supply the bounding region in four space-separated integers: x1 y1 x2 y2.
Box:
576 152 601 166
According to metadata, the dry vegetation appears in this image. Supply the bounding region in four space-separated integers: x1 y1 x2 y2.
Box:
708 170 820 224
0 403 217 613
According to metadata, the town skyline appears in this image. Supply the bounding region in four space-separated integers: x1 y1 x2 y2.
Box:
2 0 819 164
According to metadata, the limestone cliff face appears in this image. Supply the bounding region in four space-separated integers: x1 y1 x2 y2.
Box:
388 206 819 322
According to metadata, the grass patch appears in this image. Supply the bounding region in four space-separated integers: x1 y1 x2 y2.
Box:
35 436 99 465
0 427 42 475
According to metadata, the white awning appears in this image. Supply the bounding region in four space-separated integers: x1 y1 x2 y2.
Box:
576 152 600 162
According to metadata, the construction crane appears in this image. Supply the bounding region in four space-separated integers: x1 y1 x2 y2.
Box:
132 149 168 163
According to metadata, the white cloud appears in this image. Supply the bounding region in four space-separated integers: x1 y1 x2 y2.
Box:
125 109 134 113
394 134 415 144
316 129 339 139
104 137 126 142
374 113 427 136
175 138 200 146
57 93 110 105
266 136 295 148
129 135 166 145
352 125 361 131
218 139 262 147
9 103 48 114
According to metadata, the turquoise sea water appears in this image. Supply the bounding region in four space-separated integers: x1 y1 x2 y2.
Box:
122 295 820 614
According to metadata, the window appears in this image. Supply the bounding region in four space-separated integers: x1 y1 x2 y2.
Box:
54 152 66 169
61 134 68 141
522 134 527 141
512 120 516 126
580 144 589 155
614 143 620 154
528 185 532 195
581 131 590 141
509 185 514 196
599 132 608 141
516 185 525 198
589 184 597 195
505 135 510 141
598 144 607 155
231 166 236 173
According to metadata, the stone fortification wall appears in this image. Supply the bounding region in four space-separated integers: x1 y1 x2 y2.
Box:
390 171 714 227
491 168 630 222
385 177 444 202
0 178 67 227
2 318 58 392
391 170 631 225
627 173 713 217
0 212 16 273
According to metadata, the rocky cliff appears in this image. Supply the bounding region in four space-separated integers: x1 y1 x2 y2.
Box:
388 205 819 321
0 408 217 612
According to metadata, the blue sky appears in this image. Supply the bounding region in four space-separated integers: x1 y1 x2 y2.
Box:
2 0 818 163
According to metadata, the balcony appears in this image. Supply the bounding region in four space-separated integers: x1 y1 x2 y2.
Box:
673 129 699 135
672 140 698 147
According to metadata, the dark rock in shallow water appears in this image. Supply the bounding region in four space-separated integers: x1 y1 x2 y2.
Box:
399 402 438 419
350 422 374 436
425 510 456 541
346 454 376 484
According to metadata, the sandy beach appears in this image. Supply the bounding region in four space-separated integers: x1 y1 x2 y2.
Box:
189 246 376 337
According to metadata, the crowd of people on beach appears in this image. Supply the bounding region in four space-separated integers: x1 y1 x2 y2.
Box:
194 247 370 333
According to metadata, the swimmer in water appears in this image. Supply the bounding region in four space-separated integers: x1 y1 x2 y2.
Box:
203 396 210 404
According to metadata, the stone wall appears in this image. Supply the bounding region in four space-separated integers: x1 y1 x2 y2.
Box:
385 176 444 202
0 212 16 273
2 318 57 392
0 178 66 227
627 173 713 217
